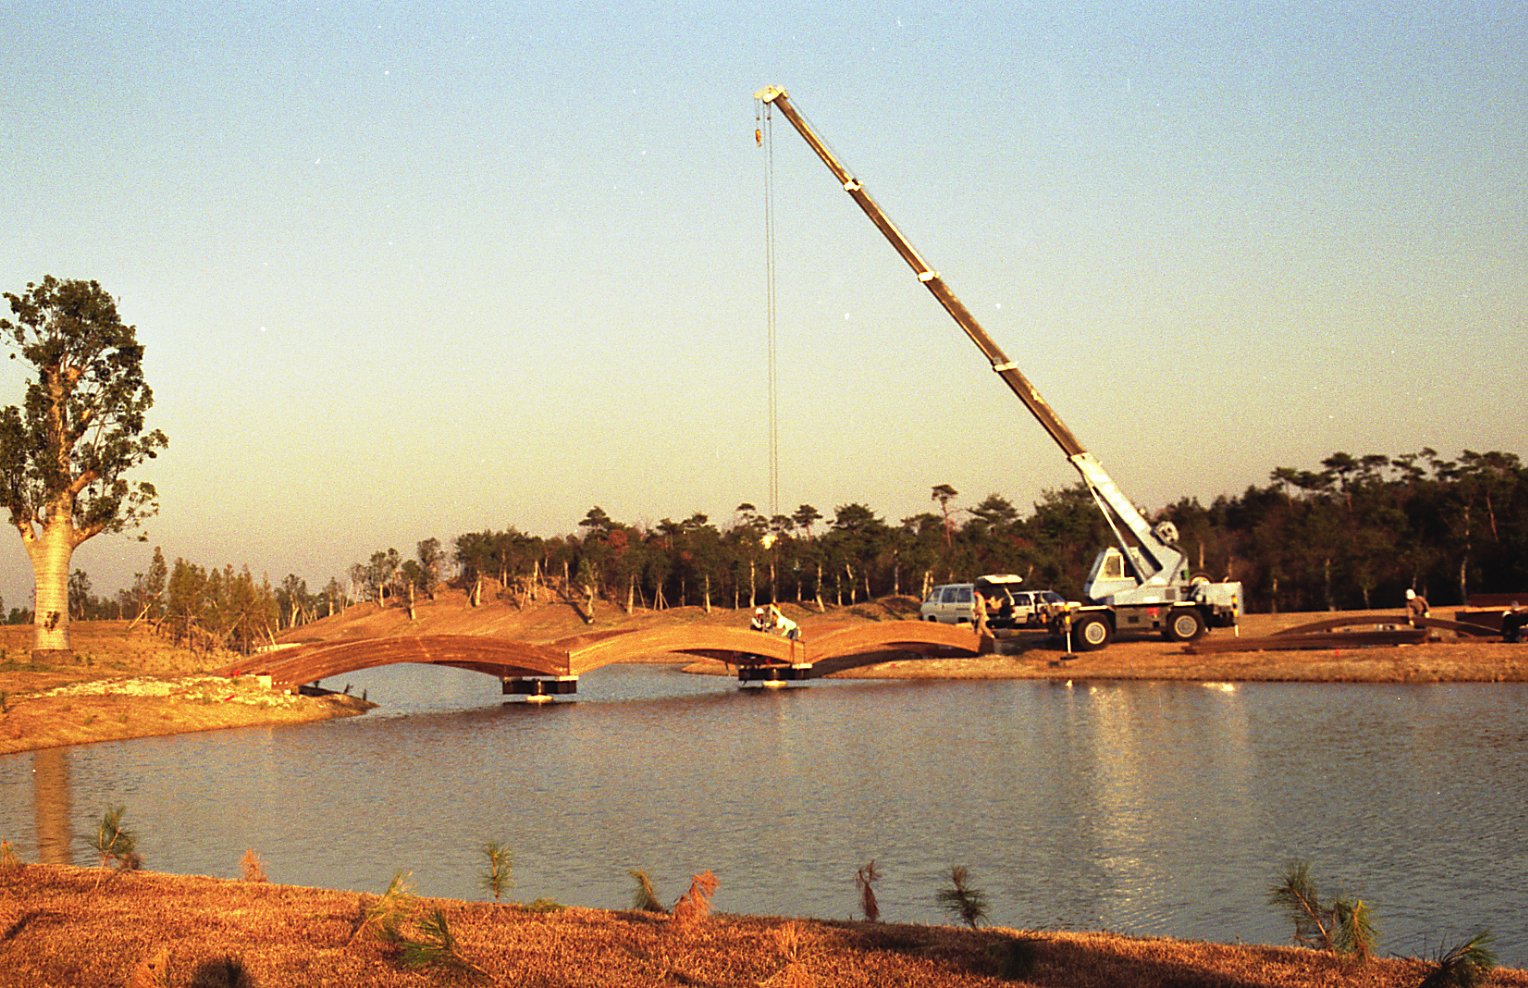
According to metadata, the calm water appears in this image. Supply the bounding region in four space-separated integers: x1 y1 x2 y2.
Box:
2 666 1524 964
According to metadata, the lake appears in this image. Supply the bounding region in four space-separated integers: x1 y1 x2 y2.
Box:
3 665 1524 964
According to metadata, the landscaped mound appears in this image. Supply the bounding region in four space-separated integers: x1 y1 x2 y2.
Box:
0 864 1521 987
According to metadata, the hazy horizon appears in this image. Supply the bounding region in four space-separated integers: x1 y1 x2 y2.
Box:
3 2 1523 609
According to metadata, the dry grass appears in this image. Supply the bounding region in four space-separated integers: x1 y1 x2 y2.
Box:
0 865 1523 987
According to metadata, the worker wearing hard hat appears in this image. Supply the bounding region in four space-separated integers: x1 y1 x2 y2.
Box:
1405 588 1430 628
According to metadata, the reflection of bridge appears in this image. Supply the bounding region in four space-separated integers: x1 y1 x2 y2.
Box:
217 620 982 698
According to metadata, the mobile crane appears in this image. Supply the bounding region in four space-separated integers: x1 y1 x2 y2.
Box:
755 85 1241 650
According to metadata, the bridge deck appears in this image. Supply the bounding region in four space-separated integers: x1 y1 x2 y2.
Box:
218 620 984 691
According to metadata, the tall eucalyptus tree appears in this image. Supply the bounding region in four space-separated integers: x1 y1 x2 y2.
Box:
0 278 166 656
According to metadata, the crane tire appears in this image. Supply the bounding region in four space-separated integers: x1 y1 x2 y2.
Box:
1165 609 1206 642
1074 614 1112 651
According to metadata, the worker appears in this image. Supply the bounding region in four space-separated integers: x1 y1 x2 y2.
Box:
767 604 800 641
750 606 769 633
1405 589 1430 628
1503 602 1527 644
972 592 990 638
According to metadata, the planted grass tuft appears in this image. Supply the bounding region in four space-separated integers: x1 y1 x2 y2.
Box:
1268 859 1377 961
936 865 988 930
93 805 141 884
629 868 665 913
758 921 817 988
0 838 21 871
1421 930 1497 988
349 870 417 946
480 840 512 902
384 907 492 980
238 848 266 883
671 870 719 931
855 859 882 923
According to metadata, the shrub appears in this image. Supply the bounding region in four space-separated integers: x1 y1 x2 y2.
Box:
523 897 565 913
1267 860 1378 960
629 868 665 913
1420 931 1497 988
385 908 489 978
671 870 719 931
936 865 988 929
855 860 882 922
239 848 267 883
94 805 141 875
349 871 417 946
480 841 513 902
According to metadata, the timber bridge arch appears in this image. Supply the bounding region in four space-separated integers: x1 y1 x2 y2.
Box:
217 620 983 698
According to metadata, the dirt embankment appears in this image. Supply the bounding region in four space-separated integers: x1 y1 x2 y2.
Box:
0 623 371 756
0 864 1520 988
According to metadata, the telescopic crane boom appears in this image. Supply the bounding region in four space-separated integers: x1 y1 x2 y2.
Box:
755 86 1242 639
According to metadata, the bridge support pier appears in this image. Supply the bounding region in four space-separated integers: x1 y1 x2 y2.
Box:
503 675 579 703
738 663 814 687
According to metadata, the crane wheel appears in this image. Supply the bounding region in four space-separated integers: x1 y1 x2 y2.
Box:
1074 614 1112 651
1165 609 1206 642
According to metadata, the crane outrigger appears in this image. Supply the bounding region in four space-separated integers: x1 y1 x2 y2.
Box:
755 85 1241 650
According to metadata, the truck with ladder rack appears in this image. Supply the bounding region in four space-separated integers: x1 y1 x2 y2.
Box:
754 85 1242 651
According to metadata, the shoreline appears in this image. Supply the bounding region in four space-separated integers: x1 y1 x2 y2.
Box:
1 606 1522 756
0 675 373 756
2 863 1521 987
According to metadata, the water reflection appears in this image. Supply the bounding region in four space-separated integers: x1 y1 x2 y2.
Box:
1 668 1524 966
32 747 71 864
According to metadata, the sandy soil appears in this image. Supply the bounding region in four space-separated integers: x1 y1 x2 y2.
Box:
0 864 1519 988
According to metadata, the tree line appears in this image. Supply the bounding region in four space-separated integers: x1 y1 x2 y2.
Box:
331 446 1526 623
47 446 1525 653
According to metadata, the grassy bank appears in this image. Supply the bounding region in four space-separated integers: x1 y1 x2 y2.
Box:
0 623 371 755
0 864 1519 987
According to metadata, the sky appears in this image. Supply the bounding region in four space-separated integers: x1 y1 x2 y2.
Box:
1 1 1524 607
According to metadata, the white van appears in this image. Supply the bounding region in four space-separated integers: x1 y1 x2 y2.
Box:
919 583 974 624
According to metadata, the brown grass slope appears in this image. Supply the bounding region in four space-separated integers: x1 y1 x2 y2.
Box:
1 865 1521 988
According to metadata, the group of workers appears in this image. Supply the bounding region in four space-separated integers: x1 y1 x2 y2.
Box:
750 603 800 640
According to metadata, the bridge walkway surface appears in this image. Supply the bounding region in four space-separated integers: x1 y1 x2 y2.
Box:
214 620 984 694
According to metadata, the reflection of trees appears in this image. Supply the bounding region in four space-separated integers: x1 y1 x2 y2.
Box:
32 747 71 864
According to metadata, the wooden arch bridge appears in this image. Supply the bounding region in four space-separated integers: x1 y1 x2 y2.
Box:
216 620 983 698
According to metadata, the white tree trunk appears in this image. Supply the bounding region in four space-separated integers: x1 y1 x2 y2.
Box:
27 516 76 656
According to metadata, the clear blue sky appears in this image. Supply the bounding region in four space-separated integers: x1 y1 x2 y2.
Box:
2 1 1524 605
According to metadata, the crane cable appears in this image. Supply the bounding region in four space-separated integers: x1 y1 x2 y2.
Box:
758 100 780 522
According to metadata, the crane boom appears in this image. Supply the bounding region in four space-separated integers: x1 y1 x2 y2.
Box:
755 85 1189 598
755 86 1084 460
